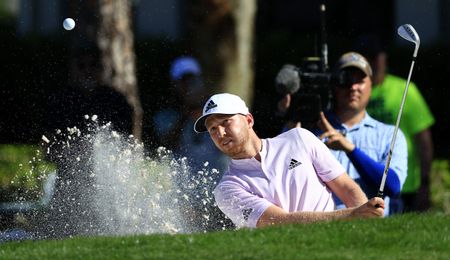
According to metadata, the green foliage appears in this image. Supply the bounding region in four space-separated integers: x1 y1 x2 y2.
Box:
0 0 15 22
0 213 448 259
0 144 56 202
431 159 450 213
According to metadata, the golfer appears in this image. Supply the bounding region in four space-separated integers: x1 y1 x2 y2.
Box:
194 93 384 228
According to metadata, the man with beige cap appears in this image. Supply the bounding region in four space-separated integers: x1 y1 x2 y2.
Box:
278 52 408 216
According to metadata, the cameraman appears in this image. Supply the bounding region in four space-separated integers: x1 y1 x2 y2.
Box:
277 52 408 215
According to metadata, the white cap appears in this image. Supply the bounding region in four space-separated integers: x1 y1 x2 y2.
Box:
194 93 249 133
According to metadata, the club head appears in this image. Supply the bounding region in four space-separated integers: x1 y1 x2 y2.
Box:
398 24 420 57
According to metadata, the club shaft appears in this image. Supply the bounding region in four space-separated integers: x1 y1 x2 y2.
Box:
377 58 416 197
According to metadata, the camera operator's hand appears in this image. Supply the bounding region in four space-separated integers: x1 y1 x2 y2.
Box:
317 112 355 153
276 94 291 117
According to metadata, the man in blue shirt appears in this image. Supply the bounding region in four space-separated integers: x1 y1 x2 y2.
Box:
315 52 408 215
277 52 408 215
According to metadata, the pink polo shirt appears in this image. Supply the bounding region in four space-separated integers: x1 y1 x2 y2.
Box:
214 128 345 228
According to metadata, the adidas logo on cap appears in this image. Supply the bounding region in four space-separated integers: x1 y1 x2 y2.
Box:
194 93 249 133
204 100 218 113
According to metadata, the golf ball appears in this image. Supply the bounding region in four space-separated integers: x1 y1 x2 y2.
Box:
63 18 76 31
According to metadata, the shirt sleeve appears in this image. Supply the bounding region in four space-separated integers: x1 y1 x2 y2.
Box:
298 128 345 182
383 127 408 190
347 147 401 197
213 178 272 228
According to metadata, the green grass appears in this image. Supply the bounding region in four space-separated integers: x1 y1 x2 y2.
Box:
0 213 448 259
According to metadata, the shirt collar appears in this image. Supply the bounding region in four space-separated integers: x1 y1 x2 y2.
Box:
229 139 266 170
325 111 377 132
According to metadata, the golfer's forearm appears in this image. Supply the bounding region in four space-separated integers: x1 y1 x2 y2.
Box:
341 184 368 207
256 205 355 227
327 174 367 208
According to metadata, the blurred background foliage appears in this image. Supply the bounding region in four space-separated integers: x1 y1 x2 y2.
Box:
0 144 56 202
431 160 450 213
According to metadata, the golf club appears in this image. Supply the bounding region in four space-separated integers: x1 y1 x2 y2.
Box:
376 24 420 205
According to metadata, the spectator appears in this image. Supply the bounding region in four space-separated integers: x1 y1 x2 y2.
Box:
353 35 435 213
152 56 229 173
194 93 385 228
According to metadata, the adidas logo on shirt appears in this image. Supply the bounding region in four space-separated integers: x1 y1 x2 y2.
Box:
205 100 218 112
242 208 253 221
288 158 301 170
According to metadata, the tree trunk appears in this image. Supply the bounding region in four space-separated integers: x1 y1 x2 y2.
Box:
97 0 143 141
187 0 256 106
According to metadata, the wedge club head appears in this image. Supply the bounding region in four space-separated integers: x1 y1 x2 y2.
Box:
397 24 420 57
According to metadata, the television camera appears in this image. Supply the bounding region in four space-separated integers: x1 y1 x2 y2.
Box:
274 4 352 130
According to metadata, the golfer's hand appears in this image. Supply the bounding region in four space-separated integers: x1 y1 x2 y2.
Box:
318 112 355 153
351 197 385 218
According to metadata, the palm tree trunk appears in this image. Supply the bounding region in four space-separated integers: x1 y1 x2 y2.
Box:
97 0 143 141
187 0 256 106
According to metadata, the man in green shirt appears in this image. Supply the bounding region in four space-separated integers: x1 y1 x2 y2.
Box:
354 35 435 213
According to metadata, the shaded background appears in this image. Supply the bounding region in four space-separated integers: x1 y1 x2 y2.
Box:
0 0 448 159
